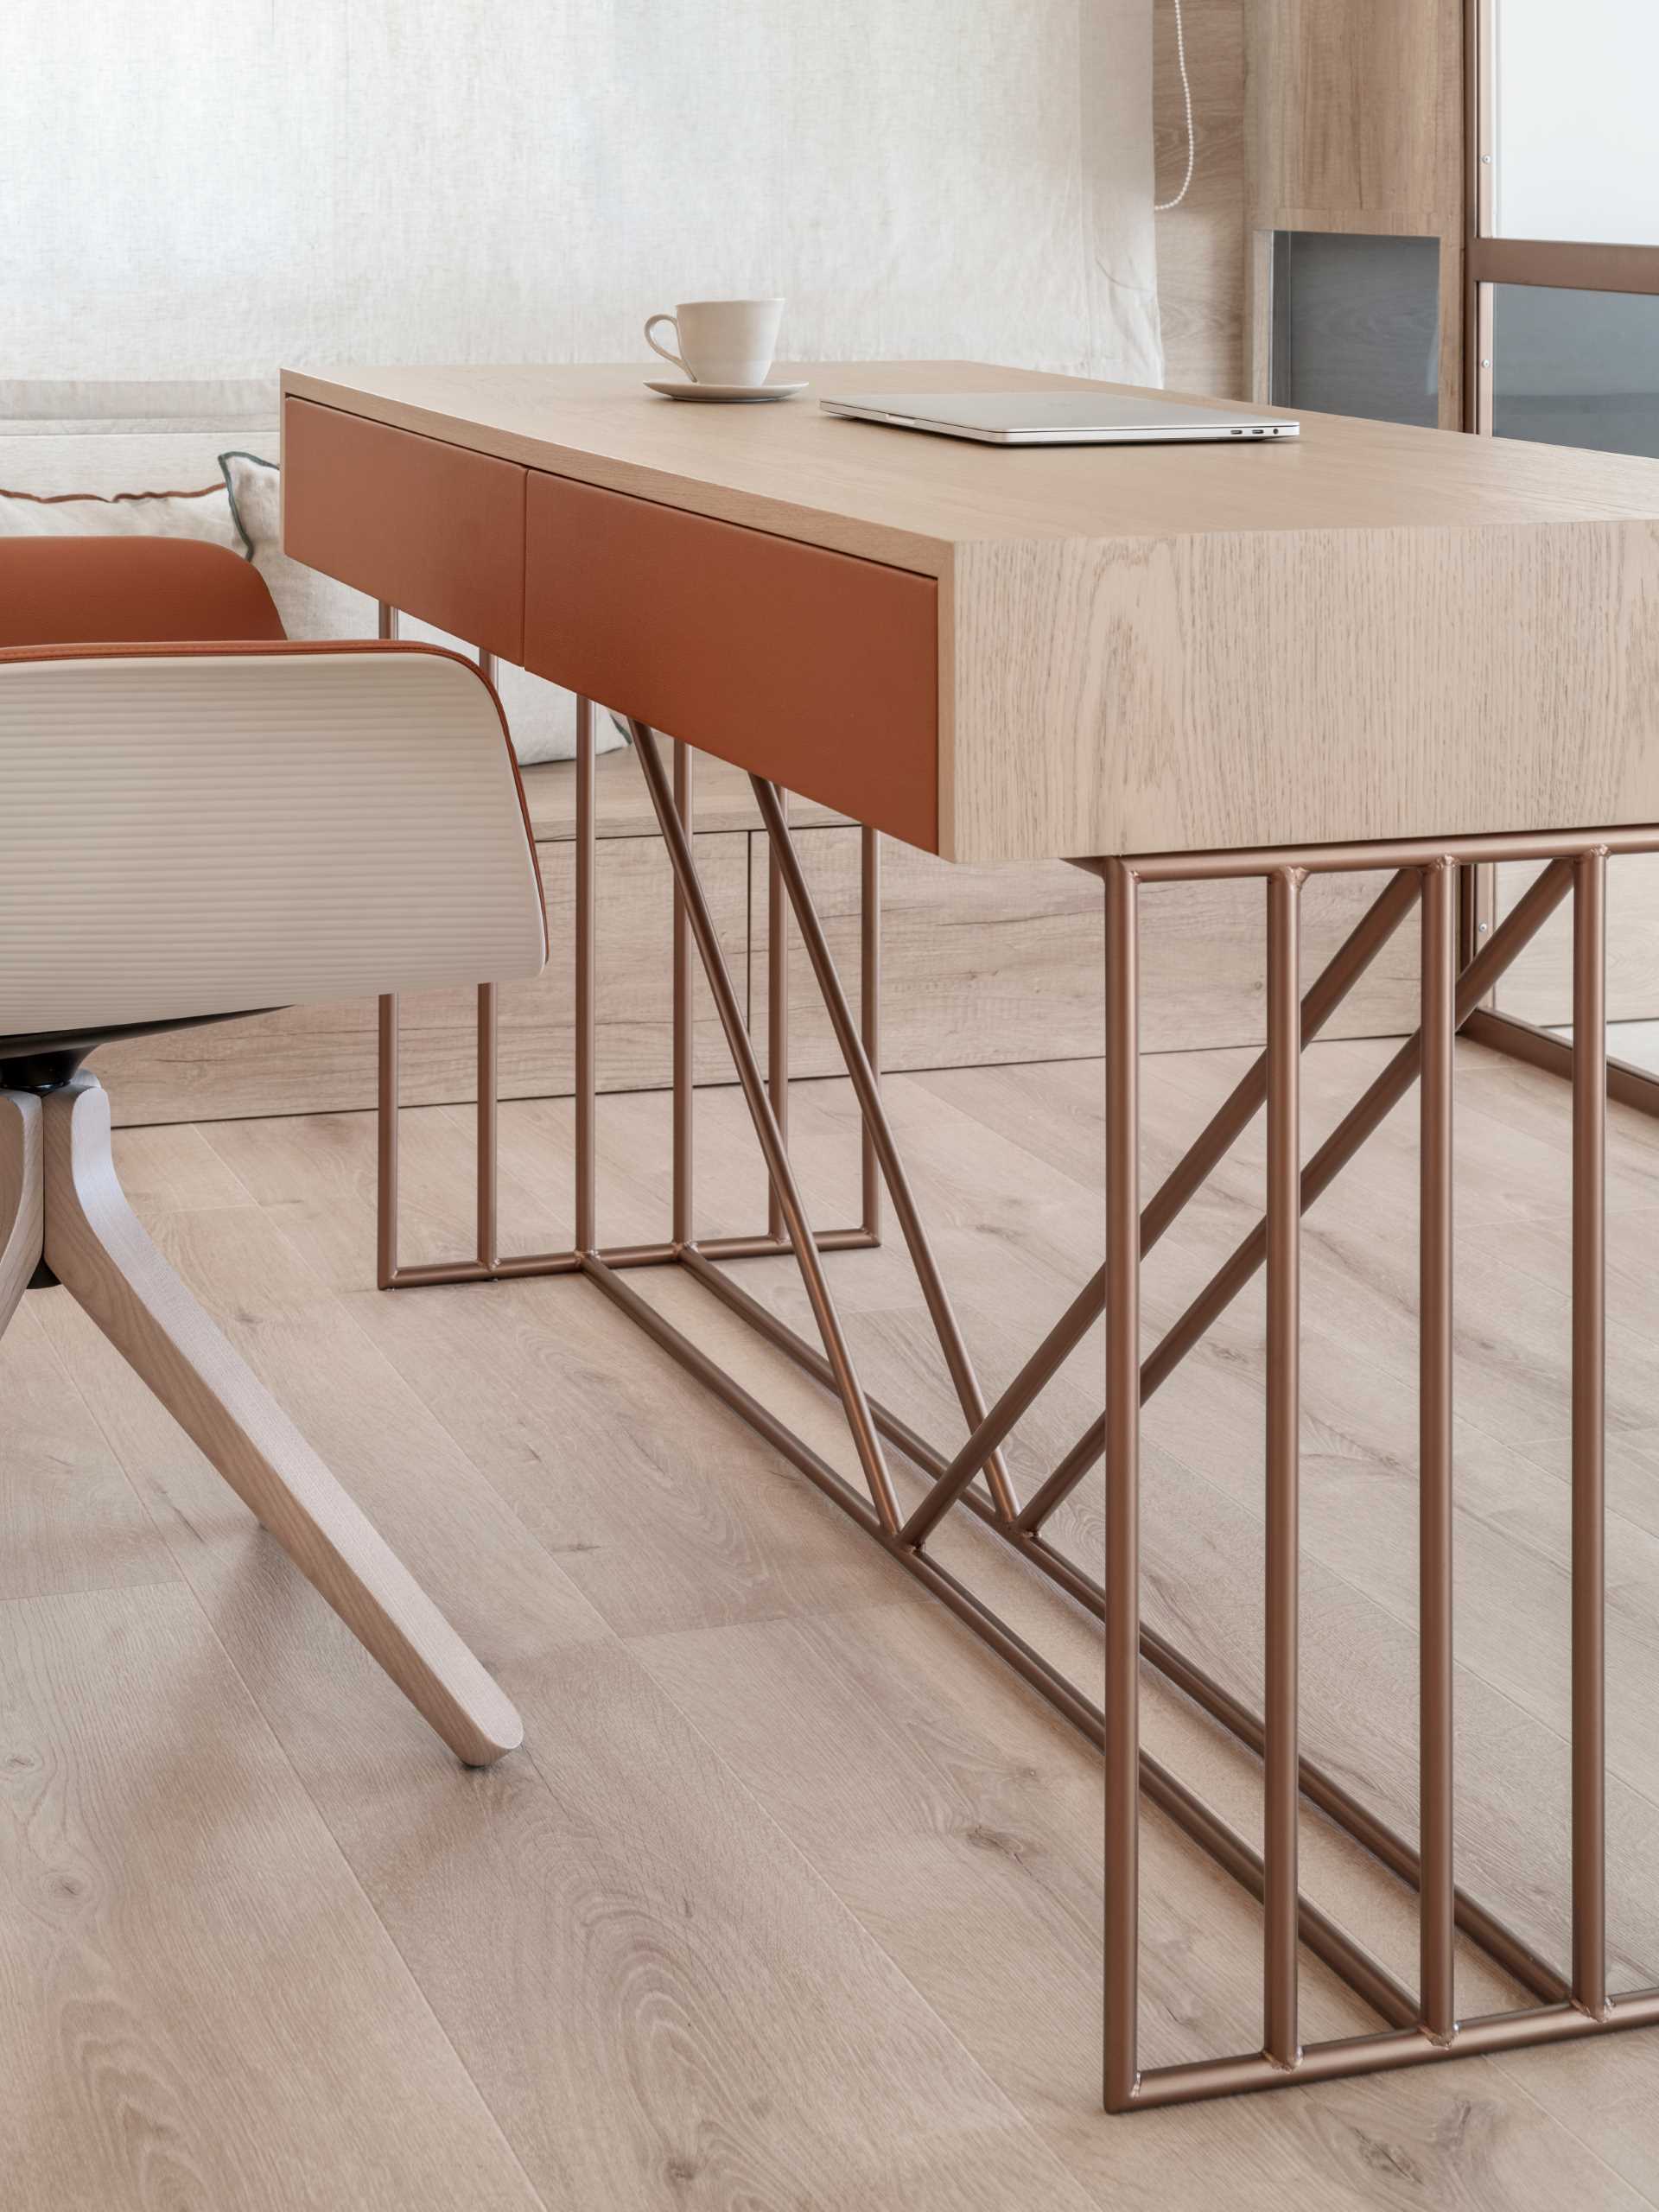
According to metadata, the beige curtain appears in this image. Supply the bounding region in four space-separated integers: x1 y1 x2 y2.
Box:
2 0 1161 387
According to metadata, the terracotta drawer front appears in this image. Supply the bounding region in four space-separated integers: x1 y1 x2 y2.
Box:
524 473 939 852
282 398 526 660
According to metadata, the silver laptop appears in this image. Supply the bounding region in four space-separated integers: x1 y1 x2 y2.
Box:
820 390 1300 447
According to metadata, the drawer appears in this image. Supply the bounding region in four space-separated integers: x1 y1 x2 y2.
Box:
282 398 526 660
524 473 940 852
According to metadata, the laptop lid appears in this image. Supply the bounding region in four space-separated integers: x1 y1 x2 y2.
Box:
819 390 1300 446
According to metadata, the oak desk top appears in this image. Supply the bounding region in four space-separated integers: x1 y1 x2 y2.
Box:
283 362 1659 863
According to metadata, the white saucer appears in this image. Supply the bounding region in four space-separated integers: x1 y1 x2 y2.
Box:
645 378 807 404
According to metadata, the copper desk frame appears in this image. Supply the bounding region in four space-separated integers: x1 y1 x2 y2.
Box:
376 642 1659 2110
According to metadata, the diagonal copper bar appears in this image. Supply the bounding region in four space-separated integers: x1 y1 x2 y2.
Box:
1143 867 1422 1255
671 741 696 1247
630 721 902 1532
1420 859 1457 2041
1103 857 1141 2114
574 697 597 1253
960 858 1433 1539
1573 847 1609 2018
1141 857 1576 1407
752 776 1018 1523
1264 868 1302 2067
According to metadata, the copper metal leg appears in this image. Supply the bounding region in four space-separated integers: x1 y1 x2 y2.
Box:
672 740 696 1247
575 696 597 1253
1420 859 1457 2043
1573 847 1609 2018
367 676 1651 2108
1103 858 1141 2111
1263 868 1302 2069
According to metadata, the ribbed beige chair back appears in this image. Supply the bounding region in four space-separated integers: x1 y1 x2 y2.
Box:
0 644 546 1037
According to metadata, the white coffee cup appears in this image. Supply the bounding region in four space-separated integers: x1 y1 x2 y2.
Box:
645 297 785 387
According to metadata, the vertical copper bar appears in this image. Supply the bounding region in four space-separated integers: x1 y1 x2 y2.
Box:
861 826 882 1239
377 994 399 1289
672 741 696 1247
574 697 597 1252
474 647 501 1271
1103 858 1141 2113
476 983 499 1268
1264 868 1302 2069
374 611 402 1289
1420 858 1457 2041
766 794 789 1242
1573 846 1608 2018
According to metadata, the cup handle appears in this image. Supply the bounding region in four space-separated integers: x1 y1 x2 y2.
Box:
645 314 692 379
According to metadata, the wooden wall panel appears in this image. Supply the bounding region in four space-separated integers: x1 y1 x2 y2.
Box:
1246 0 1463 232
1243 0 1465 427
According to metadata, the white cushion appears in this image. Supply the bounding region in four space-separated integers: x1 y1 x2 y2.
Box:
221 450 625 766
0 460 241 549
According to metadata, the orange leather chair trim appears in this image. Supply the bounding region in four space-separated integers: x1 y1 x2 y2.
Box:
283 398 527 662
524 473 940 853
0 537 286 646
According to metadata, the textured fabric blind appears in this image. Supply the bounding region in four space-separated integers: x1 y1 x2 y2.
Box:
0 0 1161 387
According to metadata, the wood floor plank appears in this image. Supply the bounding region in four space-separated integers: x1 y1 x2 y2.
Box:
34 1180 1100 2210
15 1046 1659 2204
207 1080 1659 2204
0 1582 543 2212
625 1604 1645 2212
108 1120 257 1217
0 1301 177 1602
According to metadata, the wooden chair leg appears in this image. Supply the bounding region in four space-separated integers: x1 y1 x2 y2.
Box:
0 1090 44 1344
40 1077 523 1767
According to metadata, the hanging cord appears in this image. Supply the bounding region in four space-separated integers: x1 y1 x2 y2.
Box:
1154 0 1196 211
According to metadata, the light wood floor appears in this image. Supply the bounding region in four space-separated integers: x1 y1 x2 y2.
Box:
7 1039 1659 2209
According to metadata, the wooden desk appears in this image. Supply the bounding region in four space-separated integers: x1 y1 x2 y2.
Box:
284 359 1659 862
283 363 1659 2113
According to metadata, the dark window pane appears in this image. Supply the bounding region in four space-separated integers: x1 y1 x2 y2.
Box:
1492 286 1659 460
1270 232 1440 429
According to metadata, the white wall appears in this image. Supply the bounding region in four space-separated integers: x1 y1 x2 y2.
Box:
1 0 1162 388
1493 0 1659 249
